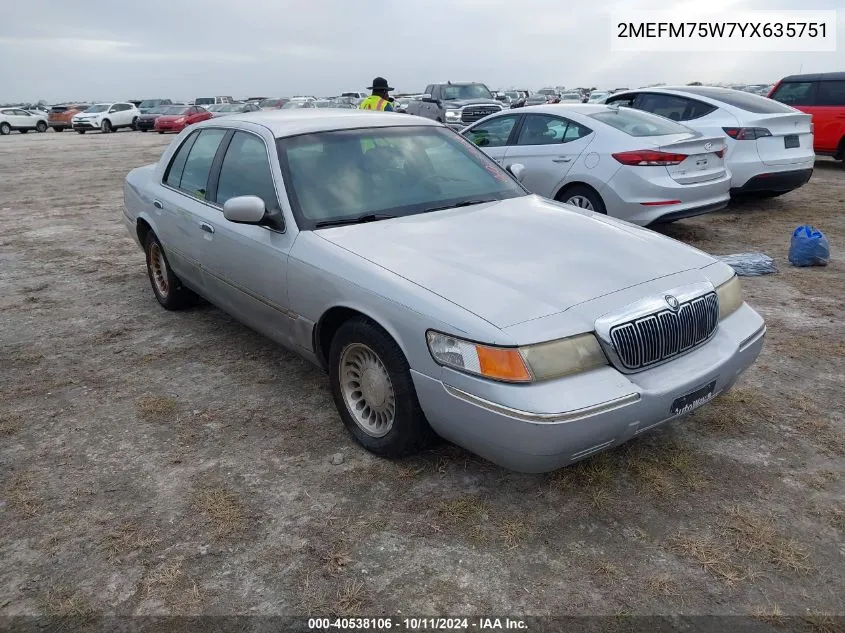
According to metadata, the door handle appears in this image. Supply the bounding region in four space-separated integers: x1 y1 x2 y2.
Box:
200 222 215 234
153 199 163 209
552 157 572 163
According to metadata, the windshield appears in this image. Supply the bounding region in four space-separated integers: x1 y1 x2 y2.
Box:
147 106 169 114
162 106 190 115
282 101 310 109
538 89 556 95
195 98 214 105
139 100 160 108
441 84 493 100
277 126 525 230
219 104 241 112
259 98 283 107
589 107 691 136
85 104 109 113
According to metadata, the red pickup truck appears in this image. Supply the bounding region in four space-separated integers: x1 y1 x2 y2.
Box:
769 72 845 164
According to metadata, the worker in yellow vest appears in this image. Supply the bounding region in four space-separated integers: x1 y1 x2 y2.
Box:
359 77 396 112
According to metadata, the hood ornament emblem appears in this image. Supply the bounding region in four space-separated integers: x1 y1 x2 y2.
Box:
665 295 680 311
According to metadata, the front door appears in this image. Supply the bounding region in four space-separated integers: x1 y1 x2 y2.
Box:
461 114 521 164
196 130 297 346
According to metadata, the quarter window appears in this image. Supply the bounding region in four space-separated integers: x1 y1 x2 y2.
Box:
516 115 592 145
605 94 636 107
215 132 278 211
816 81 845 106
463 115 519 147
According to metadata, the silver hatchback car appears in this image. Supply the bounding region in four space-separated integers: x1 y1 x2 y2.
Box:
123 110 765 473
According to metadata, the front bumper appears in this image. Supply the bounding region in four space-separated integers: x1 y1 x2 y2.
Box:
72 120 99 130
412 303 765 473
155 123 184 133
136 119 157 130
731 168 813 195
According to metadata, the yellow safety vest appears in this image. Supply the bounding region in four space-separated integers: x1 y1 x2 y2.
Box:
359 95 390 111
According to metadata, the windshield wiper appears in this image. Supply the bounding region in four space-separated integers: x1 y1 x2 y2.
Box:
313 213 396 228
422 199 497 213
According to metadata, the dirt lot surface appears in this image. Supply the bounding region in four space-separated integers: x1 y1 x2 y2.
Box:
2 130 843 625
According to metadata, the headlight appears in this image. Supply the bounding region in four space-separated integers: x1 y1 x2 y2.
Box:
426 331 607 383
716 275 743 320
444 109 462 121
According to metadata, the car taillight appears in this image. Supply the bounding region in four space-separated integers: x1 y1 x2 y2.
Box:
722 127 772 140
714 148 725 158
612 150 687 166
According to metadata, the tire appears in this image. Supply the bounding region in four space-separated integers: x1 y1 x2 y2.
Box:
101 119 112 133
0 123 11 135
143 232 197 310
557 184 607 214
76 129 86 134
131 117 138 131
141 128 147 133
53 127 64 133
158 131 164 135
20 129 28 134
36 121 47 133
329 318 436 458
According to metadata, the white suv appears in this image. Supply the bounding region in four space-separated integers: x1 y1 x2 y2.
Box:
71 103 140 134
0 108 48 135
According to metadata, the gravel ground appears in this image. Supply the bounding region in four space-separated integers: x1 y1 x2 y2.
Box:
1 130 843 625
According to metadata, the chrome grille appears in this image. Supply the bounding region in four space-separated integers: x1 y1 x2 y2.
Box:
609 292 719 370
461 106 501 124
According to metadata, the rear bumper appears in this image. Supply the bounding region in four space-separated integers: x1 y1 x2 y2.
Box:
731 167 813 194
648 200 729 224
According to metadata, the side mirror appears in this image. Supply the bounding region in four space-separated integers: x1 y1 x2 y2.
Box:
223 195 266 224
421 93 434 103
507 163 526 182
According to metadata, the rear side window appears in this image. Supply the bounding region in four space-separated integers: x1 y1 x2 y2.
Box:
164 129 227 199
681 88 796 113
164 131 199 188
605 93 636 108
515 114 592 146
816 81 845 106
215 132 279 211
589 108 691 136
770 82 816 106
633 93 716 121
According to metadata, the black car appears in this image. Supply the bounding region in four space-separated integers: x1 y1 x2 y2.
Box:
135 104 184 131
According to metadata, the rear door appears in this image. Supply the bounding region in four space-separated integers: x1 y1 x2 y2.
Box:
198 129 297 345
12 109 35 128
156 127 229 291
461 113 521 164
501 114 594 197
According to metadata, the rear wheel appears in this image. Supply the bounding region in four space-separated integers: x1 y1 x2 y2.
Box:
329 318 436 458
101 119 112 133
0 123 11 135
36 121 47 133
143 232 197 310
557 184 606 214
52 127 64 133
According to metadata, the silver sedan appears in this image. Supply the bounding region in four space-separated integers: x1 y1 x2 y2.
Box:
460 104 732 225
123 111 765 473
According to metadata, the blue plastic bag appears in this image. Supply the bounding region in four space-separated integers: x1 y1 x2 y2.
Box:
789 225 829 267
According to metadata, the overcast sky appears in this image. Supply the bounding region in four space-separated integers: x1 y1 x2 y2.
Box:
1 0 842 103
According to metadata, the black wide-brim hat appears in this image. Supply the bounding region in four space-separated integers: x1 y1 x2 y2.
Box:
368 77 394 91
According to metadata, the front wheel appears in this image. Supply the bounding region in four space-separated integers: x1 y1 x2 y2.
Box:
143 232 197 310
76 129 86 134
101 119 112 133
558 184 607 214
36 121 47 133
329 318 436 458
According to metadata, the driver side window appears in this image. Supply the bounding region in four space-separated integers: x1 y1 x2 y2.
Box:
463 115 519 148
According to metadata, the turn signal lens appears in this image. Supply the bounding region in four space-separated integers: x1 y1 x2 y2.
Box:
426 331 531 382
716 275 743 320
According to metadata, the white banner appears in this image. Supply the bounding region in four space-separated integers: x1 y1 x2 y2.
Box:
611 10 837 52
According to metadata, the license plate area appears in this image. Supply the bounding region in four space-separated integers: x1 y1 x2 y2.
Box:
784 134 800 149
670 380 717 416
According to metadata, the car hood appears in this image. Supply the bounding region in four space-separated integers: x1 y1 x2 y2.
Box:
139 113 161 119
443 98 501 108
315 195 716 329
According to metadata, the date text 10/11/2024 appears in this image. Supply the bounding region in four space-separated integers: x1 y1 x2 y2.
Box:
307 617 528 630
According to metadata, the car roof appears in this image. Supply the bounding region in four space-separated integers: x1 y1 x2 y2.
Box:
779 72 845 82
206 110 440 137
514 103 610 115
